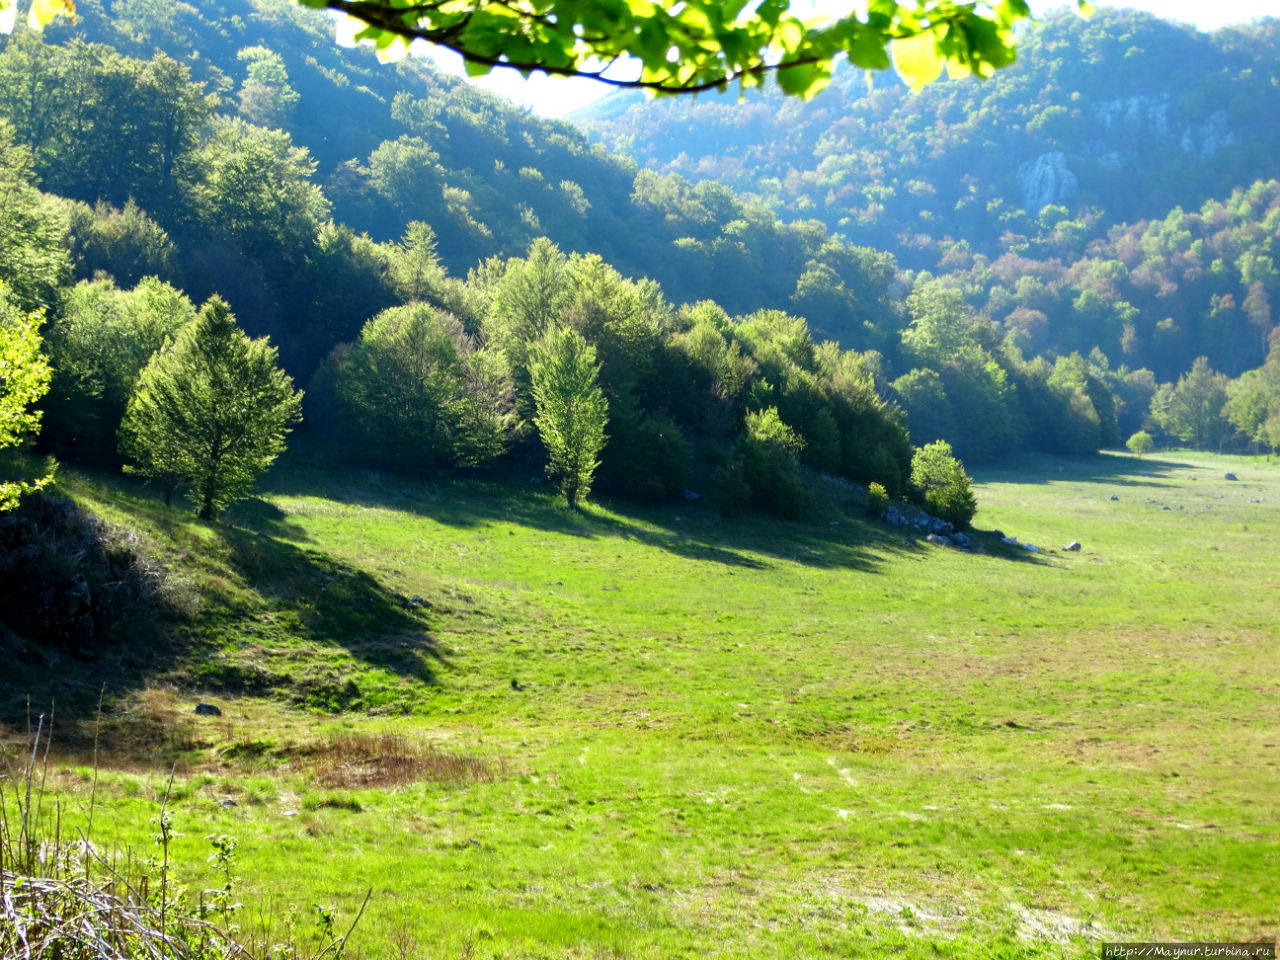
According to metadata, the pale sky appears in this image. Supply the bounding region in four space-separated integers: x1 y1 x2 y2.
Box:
418 1 1277 118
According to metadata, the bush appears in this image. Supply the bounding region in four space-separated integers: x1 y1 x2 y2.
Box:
741 406 808 519
865 481 888 515
1126 430 1155 457
909 440 977 529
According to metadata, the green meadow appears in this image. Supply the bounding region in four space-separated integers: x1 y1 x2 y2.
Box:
5 450 1278 959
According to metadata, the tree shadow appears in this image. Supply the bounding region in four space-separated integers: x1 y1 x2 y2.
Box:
256 458 1046 574
974 451 1192 488
0 485 450 747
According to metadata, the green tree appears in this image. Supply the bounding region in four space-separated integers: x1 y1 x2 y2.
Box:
236 46 300 129
909 439 976 529
0 283 52 511
1126 430 1155 457
0 122 69 312
530 327 608 509
334 303 513 472
120 296 302 519
1149 356 1230 451
739 405 808 518
44 276 195 463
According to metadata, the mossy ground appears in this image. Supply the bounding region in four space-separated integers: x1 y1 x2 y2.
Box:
4 450 1277 958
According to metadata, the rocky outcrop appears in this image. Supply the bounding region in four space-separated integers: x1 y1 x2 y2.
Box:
1017 152 1078 212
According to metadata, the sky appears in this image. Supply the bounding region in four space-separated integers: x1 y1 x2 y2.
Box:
415 1 1277 118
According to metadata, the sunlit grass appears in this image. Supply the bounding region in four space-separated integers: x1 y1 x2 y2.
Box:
9 449 1278 958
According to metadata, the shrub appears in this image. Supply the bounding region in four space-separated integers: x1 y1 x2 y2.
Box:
909 440 977 529
865 481 889 515
1126 430 1155 457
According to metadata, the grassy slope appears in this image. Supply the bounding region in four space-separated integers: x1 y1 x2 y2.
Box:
7 450 1278 959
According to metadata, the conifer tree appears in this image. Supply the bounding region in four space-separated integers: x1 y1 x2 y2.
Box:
530 327 607 509
120 296 302 520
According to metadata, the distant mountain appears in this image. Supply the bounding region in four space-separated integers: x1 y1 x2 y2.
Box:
572 10 1280 268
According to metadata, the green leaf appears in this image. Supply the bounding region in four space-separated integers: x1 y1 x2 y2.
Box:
845 29 890 71
891 29 943 93
776 59 830 98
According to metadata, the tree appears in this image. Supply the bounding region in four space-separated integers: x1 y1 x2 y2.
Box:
909 439 976 529
0 122 69 313
1149 356 1230 451
530 327 607 509
0 283 52 511
3 0 1088 98
44 276 195 463
1126 430 1155 457
333 303 513 472
119 297 302 519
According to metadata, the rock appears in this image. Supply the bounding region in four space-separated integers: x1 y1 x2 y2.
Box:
194 703 223 717
1023 543 1040 553
990 530 1005 539
407 595 429 608
1002 536 1020 546
1162 505 1171 511
925 533 952 547
218 797 238 808
1109 495 1120 501
1224 473 1238 481
1064 541 1082 552
681 489 700 501
952 532 971 548
828 521 839 528
1017 152 1078 211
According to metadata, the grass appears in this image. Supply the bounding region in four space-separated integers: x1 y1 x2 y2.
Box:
3 448 1277 958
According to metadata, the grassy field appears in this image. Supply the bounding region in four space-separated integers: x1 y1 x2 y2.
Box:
3 449 1278 958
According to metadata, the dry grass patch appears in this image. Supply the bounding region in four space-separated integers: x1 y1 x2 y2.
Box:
304 732 502 788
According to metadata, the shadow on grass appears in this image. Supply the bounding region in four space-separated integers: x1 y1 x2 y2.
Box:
0 481 449 746
973 451 1193 488
257 460 1051 574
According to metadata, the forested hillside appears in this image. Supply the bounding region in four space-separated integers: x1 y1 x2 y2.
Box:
576 10 1280 266
1 0 1278 552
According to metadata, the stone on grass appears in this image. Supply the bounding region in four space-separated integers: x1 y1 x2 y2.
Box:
1064 541 1082 551
194 703 223 717
1224 472 1238 481
925 533 952 547
1109 495 1119 502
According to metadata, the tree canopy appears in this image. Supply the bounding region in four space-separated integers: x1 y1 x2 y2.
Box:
0 0 1090 97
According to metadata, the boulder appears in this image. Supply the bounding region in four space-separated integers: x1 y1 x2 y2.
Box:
194 703 223 717
925 533 952 547
1109 495 1120 501
1064 541 1082 552
1002 536 1020 546
1224 473 1238 481
1023 543 1040 553
952 532 971 548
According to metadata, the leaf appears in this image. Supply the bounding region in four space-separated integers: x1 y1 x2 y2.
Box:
845 29 890 71
891 29 943 93
27 0 71 30
776 59 830 99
